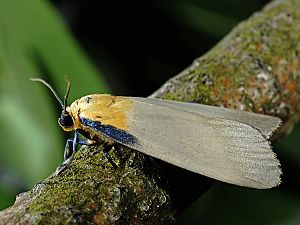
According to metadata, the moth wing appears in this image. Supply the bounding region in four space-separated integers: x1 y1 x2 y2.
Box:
122 97 281 189
132 97 281 139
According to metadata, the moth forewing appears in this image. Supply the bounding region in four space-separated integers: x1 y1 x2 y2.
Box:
121 97 281 189
132 97 282 139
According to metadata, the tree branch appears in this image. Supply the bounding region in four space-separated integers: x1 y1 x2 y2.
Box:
1 0 300 224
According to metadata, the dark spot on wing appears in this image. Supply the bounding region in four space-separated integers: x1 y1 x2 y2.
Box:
86 96 92 103
80 117 138 146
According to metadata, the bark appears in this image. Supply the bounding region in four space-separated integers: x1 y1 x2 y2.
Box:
1 0 300 224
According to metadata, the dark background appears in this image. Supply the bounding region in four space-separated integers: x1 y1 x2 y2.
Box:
51 0 269 96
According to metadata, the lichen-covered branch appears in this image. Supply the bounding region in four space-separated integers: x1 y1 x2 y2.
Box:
0 147 175 225
1 0 300 224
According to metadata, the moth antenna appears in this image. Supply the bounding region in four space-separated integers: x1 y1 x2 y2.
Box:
63 77 71 112
30 78 64 108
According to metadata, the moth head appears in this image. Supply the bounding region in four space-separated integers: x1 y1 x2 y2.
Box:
30 77 75 131
58 110 74 131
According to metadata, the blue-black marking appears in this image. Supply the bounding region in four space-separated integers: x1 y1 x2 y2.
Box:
80 117 138 146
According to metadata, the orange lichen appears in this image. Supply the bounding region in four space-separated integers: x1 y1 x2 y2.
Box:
259 95 269 105
286 62 298 73
255 42 264 52
277 72 289 84
88 202 97 209
271 56 285 65
219 76 232 88
286 80 296 92
93 213 105 225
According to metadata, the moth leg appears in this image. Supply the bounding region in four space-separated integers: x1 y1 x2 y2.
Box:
55 131 79 175
64 137 94 160
103 143 118 168
56 131 95 175
64 139 74 161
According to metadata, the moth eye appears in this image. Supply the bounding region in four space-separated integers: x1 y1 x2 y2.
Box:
58 113 74 128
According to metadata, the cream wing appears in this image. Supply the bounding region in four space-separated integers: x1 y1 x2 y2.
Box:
123 97 281 189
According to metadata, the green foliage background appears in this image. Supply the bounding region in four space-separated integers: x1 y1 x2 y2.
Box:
0 0 299 224
0 0 109 209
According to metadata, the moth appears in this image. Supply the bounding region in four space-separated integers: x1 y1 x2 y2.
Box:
31 78 282 189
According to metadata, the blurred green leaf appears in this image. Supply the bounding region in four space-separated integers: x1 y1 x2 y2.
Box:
0 183 16 210
167 1 238 37
0 0 109 210
157 0 268 37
